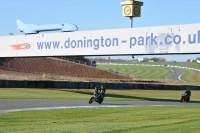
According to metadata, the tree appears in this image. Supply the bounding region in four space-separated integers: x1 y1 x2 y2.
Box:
158 57 166 62
64 56 90 62
150 58 159 62
143 58 149 62
186 59 191 62
149 57 166 62
195 57 200 62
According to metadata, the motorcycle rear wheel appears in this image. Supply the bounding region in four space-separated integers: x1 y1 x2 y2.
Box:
98 97 104 104
186 97 190 103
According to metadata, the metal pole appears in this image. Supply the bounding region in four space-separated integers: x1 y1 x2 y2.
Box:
130 17 133 28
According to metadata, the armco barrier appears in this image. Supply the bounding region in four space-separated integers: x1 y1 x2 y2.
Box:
0 80 199 90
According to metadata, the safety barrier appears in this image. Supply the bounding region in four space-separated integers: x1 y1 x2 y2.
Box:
0 80 199 90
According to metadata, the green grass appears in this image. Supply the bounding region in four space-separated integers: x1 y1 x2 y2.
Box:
0 88 199 132
98 65 172 79
180 69 200 85
0 106 200 133
98 64 200 85
0 88 200 102
183 62 200 69
0 88 90 100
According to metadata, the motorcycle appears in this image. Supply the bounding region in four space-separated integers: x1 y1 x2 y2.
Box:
89 93 104 104
180 93 190 102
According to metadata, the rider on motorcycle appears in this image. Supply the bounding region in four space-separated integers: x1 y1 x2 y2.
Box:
185 88 191 97
100 85 106 97
89 85 106 104
94 85 106 98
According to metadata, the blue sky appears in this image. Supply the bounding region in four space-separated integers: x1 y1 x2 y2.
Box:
1 0 200 61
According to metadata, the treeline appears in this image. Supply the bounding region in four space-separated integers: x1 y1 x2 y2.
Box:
186 57 200 62
143 57 166 62
87 57 129 62
86 57 167 62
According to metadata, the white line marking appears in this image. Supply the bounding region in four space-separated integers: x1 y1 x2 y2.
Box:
178 70 185 82
165 68 185 82
0 105 178 113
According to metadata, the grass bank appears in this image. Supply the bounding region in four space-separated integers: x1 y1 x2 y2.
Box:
98 64 200 85
98 65 172 79
180 69 200 85
0 106 200 133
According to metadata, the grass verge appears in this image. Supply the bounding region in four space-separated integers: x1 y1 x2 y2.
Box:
0 106 200 133
0 88 200 102
180 69 200 85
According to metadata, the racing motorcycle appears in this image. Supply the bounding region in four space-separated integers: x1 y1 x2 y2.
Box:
180 93 190 102
89 93 104 104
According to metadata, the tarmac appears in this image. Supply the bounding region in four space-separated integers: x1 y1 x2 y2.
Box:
0 99 199 113
165 68 185 81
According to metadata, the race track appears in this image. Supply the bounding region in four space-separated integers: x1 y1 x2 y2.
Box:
165 68 185 81
0 99 199 113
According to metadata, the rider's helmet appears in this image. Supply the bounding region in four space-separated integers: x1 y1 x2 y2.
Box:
187 88 190 91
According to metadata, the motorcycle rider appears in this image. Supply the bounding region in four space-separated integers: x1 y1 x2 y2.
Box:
94 85 106 99
94 87 99 96
185 88 191 97
100 85 106 97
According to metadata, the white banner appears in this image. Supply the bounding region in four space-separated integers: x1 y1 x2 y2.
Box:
1 23 200 57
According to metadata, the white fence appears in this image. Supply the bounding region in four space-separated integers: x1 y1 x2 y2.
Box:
98 63 200 72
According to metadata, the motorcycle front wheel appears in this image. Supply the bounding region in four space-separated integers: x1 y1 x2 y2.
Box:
89 97 95 104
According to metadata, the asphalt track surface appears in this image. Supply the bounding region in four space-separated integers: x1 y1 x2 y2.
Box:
0 99 199 113
165 68 185 81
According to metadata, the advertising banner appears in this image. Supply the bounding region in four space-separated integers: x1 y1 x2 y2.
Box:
1 23 200 57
